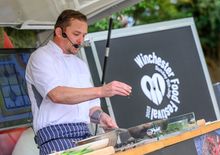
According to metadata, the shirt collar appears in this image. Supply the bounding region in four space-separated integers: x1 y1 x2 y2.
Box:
48 40 74 57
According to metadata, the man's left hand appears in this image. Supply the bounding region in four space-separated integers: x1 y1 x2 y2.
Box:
100 112 118 129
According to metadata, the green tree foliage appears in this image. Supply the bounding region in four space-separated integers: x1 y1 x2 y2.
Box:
0 28 4 48
89 0 192 32
4 27 37 48
120 0 191 24
89 0 220 59
190 0 220 58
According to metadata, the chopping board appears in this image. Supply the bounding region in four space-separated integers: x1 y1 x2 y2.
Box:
85 146 115 155
50 138 110 155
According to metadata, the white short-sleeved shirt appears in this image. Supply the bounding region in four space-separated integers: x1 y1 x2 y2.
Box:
25 40 100 132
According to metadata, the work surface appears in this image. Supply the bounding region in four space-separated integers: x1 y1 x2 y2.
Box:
114 120 220 155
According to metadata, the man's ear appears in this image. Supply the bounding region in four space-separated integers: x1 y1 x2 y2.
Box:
54 27 63 38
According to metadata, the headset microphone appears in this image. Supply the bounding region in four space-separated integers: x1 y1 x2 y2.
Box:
62 32 80 49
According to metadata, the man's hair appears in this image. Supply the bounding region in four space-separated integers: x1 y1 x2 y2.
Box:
54 9 87 35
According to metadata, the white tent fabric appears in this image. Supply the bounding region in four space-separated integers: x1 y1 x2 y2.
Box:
12 128 39 155
0 0 141 29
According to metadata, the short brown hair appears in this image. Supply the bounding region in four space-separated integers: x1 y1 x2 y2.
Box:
54 9 87 34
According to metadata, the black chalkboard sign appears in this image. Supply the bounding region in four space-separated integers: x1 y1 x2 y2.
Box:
84 18 220 128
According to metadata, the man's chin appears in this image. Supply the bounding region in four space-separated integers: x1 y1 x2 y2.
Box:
72 50 79 55
67 49 78 55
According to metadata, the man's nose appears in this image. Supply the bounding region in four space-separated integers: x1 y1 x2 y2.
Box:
76 36 84 44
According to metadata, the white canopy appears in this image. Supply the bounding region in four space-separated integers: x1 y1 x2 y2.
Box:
0 0 141 29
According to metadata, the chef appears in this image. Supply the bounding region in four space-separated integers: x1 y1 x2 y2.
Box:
25 9 132 155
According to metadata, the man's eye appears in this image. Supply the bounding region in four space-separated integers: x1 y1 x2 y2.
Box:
73 33 80 36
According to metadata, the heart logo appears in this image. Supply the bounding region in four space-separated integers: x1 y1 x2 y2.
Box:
141 73 166 106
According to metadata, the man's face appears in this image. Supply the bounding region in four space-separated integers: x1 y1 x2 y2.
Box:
63 19 88 55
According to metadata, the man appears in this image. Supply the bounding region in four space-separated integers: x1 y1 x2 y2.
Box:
25 9 132 155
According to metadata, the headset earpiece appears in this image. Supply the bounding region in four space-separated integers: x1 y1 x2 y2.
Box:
60 29 80 49
62 32 67 38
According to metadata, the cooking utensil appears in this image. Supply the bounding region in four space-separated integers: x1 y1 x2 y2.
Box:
99 126 127 132
49 138 109 155
99 127 135 145
76 129 119 147
127 119 168 139
127 112 196 139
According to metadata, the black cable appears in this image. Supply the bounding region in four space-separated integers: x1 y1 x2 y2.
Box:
36 30 54 48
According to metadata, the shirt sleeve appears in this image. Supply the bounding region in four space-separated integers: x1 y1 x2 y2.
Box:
89 98 101 108
26 50 63 99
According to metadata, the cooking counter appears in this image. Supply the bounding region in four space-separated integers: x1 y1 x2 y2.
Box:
51 120 220 155
114 120 220 155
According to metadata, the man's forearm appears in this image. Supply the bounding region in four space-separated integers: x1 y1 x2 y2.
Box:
47 86 102 104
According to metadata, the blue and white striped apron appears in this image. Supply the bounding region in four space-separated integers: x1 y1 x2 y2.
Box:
35 123 91 155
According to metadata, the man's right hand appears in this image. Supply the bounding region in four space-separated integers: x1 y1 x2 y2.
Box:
99 81 132 97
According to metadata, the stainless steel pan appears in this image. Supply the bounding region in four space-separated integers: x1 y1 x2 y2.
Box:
76 129 120 147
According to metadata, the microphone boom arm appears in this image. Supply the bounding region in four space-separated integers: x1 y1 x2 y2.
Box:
101 17 113 84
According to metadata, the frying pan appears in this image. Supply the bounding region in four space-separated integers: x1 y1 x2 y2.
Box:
76 129 120 147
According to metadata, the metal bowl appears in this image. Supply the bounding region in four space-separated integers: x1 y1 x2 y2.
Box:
76 129 119 147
